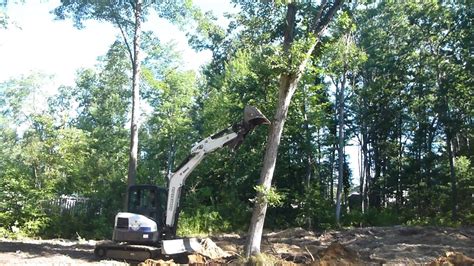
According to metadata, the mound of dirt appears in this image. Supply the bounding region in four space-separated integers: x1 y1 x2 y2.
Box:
314 242 363 265
210 226 473 265
266 227 314 239
198 238 232 259
429 251 474 266
140 258 177 266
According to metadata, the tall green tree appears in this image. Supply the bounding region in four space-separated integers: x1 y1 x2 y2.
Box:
140 39 198 184
54 0 192 189
0 74 92 236
321 12 366 224
233 0 343 256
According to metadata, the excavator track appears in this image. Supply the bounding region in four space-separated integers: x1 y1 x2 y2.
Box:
94 241 161 262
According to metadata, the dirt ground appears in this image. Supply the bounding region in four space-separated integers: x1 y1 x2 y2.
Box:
0 226 473 265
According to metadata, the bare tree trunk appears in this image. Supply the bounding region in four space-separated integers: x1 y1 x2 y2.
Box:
127 0 142 188
329 138 336 201
317 129 324 196
335 68 346 225
330 93 338 202
361 129 369 213
397 107 403 210
124 0 143 211
359 137 364 212
447 129 458 221
33 165 39 189
436 65 457 221
302 87 313 188
302 86 313 229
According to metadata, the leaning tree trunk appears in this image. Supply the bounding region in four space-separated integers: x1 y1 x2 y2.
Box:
245 1 343 258
245 73 300 257
127 0 142 188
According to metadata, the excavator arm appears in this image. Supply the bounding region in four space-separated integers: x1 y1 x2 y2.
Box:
163 106 270 238
165 128 238 233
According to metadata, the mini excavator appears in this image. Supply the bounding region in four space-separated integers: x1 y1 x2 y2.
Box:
94 106 270 261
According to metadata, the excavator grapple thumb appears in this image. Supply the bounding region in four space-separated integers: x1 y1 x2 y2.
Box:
225 106 270 151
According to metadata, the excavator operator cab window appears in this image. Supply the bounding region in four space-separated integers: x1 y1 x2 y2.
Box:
127 185 167 226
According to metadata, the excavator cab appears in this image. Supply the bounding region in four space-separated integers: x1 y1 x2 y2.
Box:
127 185 167 228
111 185 167 246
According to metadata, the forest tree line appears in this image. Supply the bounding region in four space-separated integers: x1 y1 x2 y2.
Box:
0 1 472 239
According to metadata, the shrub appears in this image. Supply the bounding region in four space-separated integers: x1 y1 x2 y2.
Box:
177 207 232 236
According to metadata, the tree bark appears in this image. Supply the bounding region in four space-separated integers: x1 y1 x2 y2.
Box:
397 101 403 210
127 0 142 188
335 66 346 225
447 131 458 221
436 63 458 222
361 129 369 213
329 135 336 201
330 91 339 202
302 87 313 188
317 129 324 196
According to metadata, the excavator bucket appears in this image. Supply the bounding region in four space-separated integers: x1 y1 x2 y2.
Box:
161 238 202 255
243 105 271 130
225 106 270 151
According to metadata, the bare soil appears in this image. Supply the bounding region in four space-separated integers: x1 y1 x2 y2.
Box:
1 226 473 265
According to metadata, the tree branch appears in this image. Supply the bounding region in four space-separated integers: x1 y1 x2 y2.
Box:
314 0 344 36
283 3 297 52
113 14 134 64
129 0 136 10
311 0 327 33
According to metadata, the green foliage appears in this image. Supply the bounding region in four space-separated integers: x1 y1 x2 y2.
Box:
177 207 231 236
295 185 334 230
361 209 402 227
253 185 285 207
54 0 192 30
139 40 199 184
454 156 473 224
